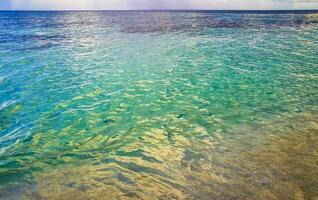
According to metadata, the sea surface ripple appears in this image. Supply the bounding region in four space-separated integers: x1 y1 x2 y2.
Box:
0 11 318 200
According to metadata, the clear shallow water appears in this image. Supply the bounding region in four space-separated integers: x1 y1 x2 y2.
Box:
0 11 318 199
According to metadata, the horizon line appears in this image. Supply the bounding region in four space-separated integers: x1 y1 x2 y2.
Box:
1 9 318 12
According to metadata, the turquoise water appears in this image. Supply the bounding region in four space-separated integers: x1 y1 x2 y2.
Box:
0 11 318 199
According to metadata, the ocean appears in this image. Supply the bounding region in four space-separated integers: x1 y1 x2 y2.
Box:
0 11 318 199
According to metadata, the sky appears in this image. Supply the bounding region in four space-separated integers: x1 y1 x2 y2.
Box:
0 0 318 10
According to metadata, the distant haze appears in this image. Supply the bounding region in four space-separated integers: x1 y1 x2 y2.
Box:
1 0 318 10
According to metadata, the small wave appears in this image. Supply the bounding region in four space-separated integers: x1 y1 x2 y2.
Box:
0 127 31 156
228 66 253 74
0 100 16 111
0 139 19 155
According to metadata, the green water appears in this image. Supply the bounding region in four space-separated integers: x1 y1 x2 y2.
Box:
0 11 318 199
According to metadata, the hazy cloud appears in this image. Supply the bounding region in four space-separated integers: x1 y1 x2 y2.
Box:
1 0 318 10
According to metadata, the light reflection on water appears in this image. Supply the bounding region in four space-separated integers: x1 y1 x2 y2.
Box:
2 112 317 200
0 11 318 199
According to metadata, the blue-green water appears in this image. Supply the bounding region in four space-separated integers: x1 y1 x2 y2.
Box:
0 11 318 199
